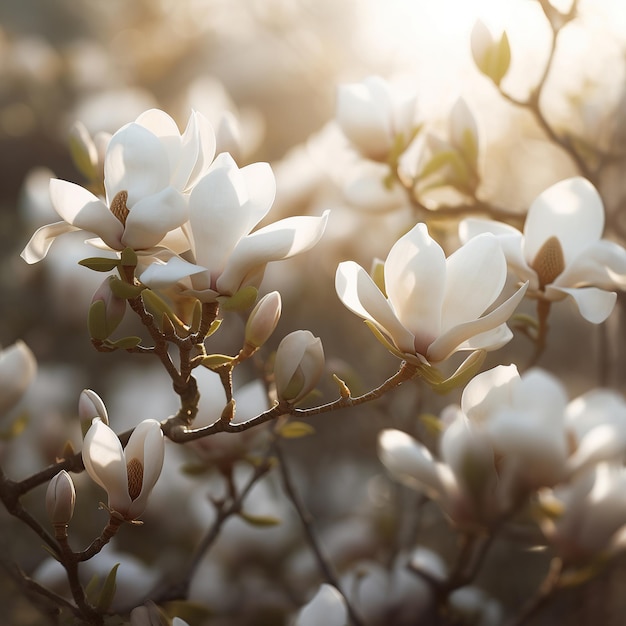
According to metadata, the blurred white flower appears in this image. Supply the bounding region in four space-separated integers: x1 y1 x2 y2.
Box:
139 153 329 301
295 584 348 626
274 330 325 404
82 417 164 520
336 223 527 366
336 76 418 161
21 108 216 263
460 177 626 323
0 340 37 417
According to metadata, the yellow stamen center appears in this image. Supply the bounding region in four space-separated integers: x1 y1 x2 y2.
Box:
110 190 129 225
126 457 143 501
531 236 565 289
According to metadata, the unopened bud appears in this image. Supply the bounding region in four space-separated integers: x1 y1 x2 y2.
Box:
46 470 76 525
0 340 37 416
244 291 282 353
274 330 324 404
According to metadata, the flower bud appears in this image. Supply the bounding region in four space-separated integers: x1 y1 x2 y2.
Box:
274 330 324 404
46 470 76 525
88 276 127 340
244 291 282 352
79 389 109 436
0 340 37 416
470 20 511 86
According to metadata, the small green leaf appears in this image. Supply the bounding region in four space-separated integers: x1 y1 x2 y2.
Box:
79 257 120 272
239 511 282 527
96 563 119 612
206 318 222 337
108 277 144 299
418 413 444 436
277 421 316 439
0 412 29 441
190 299 203 333
430 350 486 394
84 574 100 604
219 286 258 311
120 247 138 268
88 300 110 340
106 336 142 350
180 463 211 476
201 354 236 370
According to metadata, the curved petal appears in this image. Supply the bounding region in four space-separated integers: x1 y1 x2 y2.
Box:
139 257 206 290
427 281 527 363
104 123 171 206
441 233 506 330
384 223 446 351
335 261 415 354
184 111 217 190
461 364 519 424
456 323 513 353
20 220 80 264
296 584 348 626
547 285 617 323
274 330 315 398
216 212 328 295
378 429 443 497
122 186 187 250
554 240 626 290
82 418 131 514
524 177 604 266
49 179 123 249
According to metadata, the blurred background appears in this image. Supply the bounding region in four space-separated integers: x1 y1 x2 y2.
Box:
1 0 626 624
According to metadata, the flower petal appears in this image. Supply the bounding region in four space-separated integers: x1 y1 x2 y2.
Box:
122 186 187 250
524 177 604 267
547 285 617 323
49 179 123 249
216 211 328 295
20 220 80 264
82 418 131 514
139 257 207 290
441 233 506 330
461 364 519 424
335 261 415 354
427 281 527 362
183 110 217 190
104 122 171 206
384 223 446 352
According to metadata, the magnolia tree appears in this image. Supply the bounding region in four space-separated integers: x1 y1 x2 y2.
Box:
3 1 626 625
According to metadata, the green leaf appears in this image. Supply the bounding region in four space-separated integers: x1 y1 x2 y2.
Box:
120 247 137 268
79 257 120 272
108 277 144 299
180 462 211 476
190 299 203 333
238 511 282 527
200 354 236 370
430 350 486 394
88 300 110 340
277 421 316 439
0 412 28 441
84 574 100 605
96 563 119 612
418 413 444 436
218 286 258 311
106 336 142 350
206 318 222 337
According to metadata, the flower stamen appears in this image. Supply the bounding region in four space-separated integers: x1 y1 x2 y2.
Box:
110 190 129 225
126 457 144 501
531 236 565 289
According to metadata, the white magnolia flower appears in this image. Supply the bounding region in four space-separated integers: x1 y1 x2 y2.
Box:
22 108 216 263
541 462 626 563
378 365 569 527
335 223 527 365
46 470 76 525
139 153 329 301
460 177 626 323
336 76 417 161
0 340 37 416
82 417 164 520
295 584 348 626
274 330 325 404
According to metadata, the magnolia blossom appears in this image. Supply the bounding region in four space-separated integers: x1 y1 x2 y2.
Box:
0 340 37 416
82 417 164 520
46 470 76 525
22 108 216 263
540 462 626 563
274 330 325 404
335 223 527 366
139 153 329 300
460 177 626 323
336 75 417 161
378 365 570 527
295 584 348 626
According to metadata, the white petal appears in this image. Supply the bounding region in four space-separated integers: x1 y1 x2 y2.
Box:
0 341 37 415
378 429 443 496
82 418 131 514
296 584 348 626
216 212 328 295
139 257 206 290
50 179 123 249
20 220 80 264
427 281 527 362
122 186 187 250
441 233 506 330
335 261 415 354
384 223 446 353
547 285 617 323
184 110 217 190
524 177 604 266
461 364 519 424
104 123 171 206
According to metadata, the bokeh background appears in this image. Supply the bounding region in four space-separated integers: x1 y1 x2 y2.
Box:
2 0 626 624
